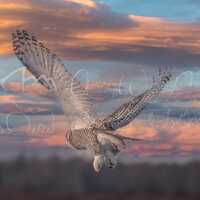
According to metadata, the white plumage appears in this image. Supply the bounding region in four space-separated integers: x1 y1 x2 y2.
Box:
12 30 172 172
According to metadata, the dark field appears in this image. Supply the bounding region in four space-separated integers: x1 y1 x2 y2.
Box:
0 156 200 200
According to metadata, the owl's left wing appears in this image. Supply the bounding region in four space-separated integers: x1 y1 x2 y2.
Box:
97 69 172 131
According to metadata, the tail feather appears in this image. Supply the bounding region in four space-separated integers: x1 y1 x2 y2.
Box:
97 130 146 150
114 134 146 142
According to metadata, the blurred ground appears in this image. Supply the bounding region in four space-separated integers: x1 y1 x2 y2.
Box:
0 156 200 200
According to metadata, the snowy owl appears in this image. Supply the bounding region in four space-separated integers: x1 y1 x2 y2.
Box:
12 30 172 172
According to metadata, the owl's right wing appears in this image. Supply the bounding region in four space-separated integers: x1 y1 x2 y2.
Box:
12 30 94 128
97 69 172 131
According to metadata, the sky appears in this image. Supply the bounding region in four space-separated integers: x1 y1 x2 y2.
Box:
95 0 200 21
0 0 200 161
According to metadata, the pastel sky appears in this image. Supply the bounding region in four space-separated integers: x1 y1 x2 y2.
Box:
0 0 200 161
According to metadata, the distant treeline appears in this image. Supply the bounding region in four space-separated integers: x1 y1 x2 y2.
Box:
0 156 200 199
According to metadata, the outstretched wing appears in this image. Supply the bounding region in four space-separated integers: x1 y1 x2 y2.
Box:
12 30 94 128
98 69 172 131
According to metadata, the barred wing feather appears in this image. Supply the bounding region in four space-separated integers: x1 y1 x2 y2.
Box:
100 70 172 130
12 30 94 128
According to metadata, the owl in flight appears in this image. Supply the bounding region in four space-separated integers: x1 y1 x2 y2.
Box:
12 30 172 172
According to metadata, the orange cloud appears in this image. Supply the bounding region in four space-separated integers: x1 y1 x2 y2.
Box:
29 134 65 146
119 119 200 156
0 42 12 56
78 15 200 54
0 2 31 11
120 120 158 139
0 0 200 67
0 95 18 103
22 116 68 146
82 81 118 90
191 101 200 108
0 19 23 28
2 82 49 96
0 94 36 105
0 93 53 114
65 0 96 7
